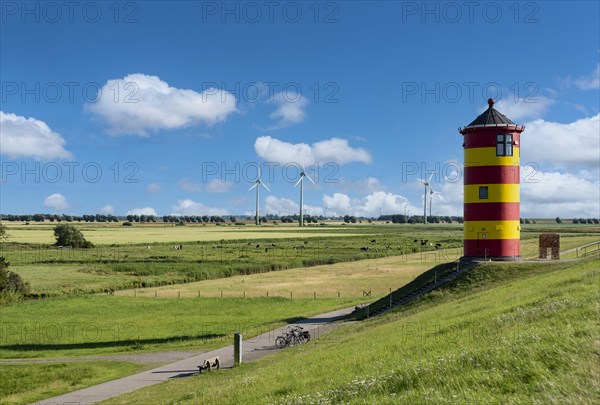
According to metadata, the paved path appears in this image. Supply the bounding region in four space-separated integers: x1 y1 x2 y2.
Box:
31 306 355 405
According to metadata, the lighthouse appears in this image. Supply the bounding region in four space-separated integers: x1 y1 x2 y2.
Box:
459 99 525 260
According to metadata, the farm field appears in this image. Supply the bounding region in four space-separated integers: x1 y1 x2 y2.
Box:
115 255 435 299
1 222 373 245
0 223 466 296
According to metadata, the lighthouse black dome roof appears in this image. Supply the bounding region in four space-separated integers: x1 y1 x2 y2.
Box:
466 98 515 126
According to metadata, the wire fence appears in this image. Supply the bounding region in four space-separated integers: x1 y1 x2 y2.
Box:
113 288 393 300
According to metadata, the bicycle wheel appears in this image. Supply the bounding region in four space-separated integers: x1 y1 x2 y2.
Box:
300 332 310 344
275 336 287 349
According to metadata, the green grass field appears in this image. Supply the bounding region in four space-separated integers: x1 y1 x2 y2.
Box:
102 255 600 405
1 361 153 405
1 223 467 296
116 255 437 299
0 296 361 359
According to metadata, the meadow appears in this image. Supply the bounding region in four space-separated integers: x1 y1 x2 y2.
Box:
0 221 598 404
1 222 467 296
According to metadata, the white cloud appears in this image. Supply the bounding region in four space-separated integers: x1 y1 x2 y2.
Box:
206 179 233 193
170 199 228 216
254 136 372 166
522 170 600 218
323 191 420 217
263 196 323 216
522 114 600 169
179 178 201 192
492 96 554 121
335 177 386 193
99 205 115 215
44 193 68 210
268 92 308 129
574 63 600 90
147 183 160 193
413 162 600 218
86 74 237 136
0 111 72 160
126 207 158 216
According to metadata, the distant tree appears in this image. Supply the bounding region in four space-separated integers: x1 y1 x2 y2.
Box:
0 257 30 293
555 217 562 224
229 216 236 223
53 224 93 248
0 223 7 243
122 221 132 226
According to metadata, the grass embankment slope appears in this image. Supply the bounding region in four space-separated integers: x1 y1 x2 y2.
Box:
106 256 599 404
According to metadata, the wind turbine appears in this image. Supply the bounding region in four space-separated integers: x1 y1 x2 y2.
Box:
418 173 434 224
294 164 315 227
249 165 270 226
429 187 440 218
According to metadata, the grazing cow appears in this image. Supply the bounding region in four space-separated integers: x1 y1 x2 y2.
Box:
360 247 370 252
386 245 392 250
371 239 376 243
256 244 261 249
271 243 277 247
413 239 418 243
265 248 269 252
247 242 252 246
304 241 308 244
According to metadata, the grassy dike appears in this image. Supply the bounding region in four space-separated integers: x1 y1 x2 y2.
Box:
103 256 599 404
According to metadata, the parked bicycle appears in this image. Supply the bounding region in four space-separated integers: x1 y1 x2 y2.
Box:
275 325 310 348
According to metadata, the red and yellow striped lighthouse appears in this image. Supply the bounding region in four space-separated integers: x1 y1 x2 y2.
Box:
460 98 525 260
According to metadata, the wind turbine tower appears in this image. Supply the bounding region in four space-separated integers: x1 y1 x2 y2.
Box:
249 165 270 226
418 173 434 224
294 165 315 227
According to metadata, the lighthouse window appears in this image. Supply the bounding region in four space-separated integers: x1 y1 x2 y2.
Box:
496 134 513 156
479 186 489 199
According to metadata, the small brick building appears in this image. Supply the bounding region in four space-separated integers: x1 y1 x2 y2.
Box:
539 233 560 260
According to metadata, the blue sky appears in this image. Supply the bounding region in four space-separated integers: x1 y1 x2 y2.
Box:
1 1 599 218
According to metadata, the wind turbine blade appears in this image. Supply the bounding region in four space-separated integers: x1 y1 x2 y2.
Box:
305 172 316 184
294 176 303 187
257 163 261 179
427 172 434 183
261 183 271 192
417 179 426 185
249 183 258 191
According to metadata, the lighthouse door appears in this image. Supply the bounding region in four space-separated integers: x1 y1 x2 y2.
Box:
477 233 489 258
